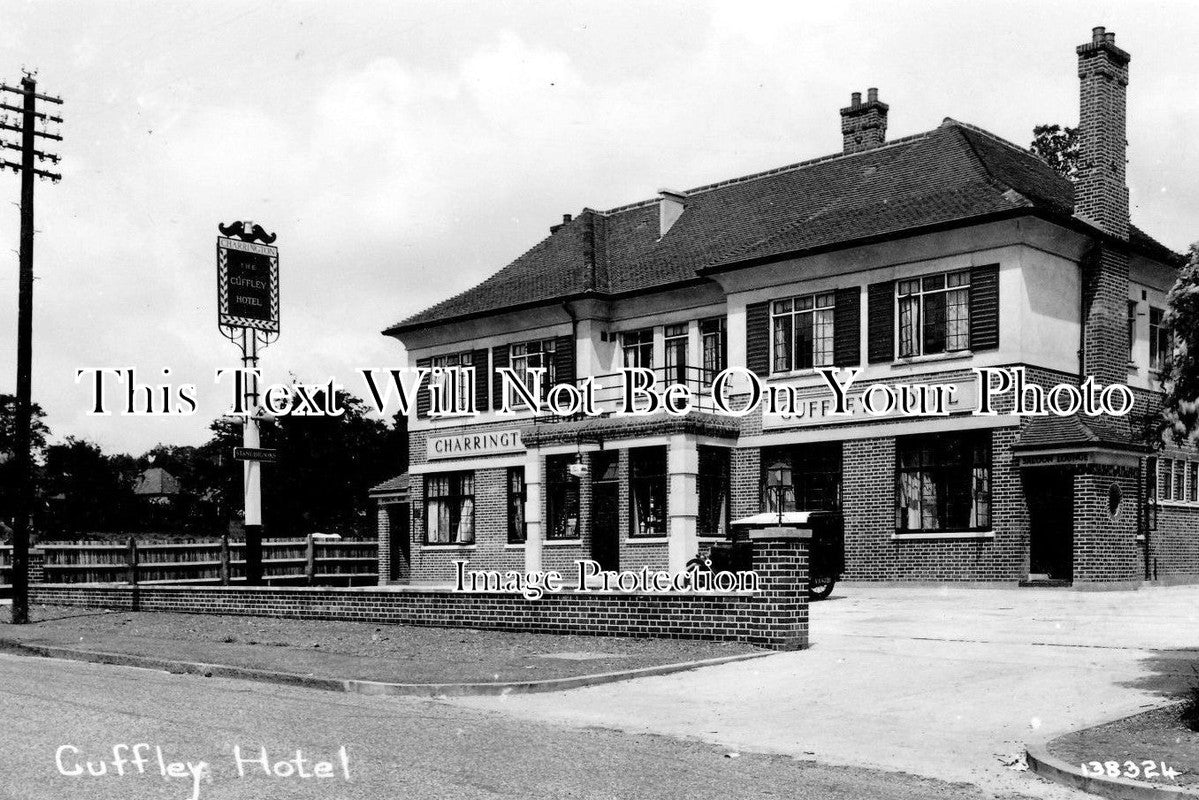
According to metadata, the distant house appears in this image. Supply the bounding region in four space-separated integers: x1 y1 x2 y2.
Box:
134 467 181 506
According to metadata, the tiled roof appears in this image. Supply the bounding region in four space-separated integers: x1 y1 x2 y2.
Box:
133 467 180 497
369 473 410 496
1013 413 1149 452
387 119 1180 333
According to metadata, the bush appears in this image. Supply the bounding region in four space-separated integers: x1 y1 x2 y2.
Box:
1181 667 1199 732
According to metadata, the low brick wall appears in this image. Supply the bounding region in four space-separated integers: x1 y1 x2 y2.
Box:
29 529 809 651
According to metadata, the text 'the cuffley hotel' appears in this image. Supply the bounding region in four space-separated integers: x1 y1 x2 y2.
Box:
372 28 1198 590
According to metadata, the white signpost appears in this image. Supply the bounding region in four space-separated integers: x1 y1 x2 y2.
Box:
217 221 280 584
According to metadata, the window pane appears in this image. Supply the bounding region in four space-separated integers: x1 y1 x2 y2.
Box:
1161 459 1173 501
795 311 814 370
813 308 834 366
923 291 947 355
898 279 920 296
946 270 969 288
898 295 919 357
946 287 970 351
773 314 793 372
630 448 667 536
922 274 945 291
1189 462 1198 503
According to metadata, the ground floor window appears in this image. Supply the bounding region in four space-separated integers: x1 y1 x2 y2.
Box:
630 446 667 536
425 472 475 544
507 467 526 543
546 455 580 539
896 432 991 532
762 442 842 513
697 447 730 536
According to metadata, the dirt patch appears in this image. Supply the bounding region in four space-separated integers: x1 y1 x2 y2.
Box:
1047 704 1197 787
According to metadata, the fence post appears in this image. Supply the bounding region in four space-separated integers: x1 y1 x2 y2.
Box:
220 533 230 585
127 536 140 612
305 534 316 586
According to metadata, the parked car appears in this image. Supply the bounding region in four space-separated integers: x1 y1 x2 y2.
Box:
725 510 844 600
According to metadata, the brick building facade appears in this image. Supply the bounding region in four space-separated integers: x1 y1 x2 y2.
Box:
376 27 1197 591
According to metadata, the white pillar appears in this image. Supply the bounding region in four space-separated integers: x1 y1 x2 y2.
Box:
523 451 543 574
667 433 699 575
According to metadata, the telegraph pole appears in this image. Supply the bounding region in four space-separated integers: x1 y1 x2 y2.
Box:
1 72 62 624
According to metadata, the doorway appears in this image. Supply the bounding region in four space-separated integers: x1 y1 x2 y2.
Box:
1027 470 1073 582
387 504 410 583
591 451 620 571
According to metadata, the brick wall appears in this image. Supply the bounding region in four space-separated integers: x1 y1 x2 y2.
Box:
30 531 810 651
1072 464 1141 586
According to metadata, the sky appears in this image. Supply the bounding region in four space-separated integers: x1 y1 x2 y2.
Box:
0 0 1196 455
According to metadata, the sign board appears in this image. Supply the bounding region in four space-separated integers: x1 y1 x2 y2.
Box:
427 430 524 460
762 377 977 430
233 447 279 463
217 236 280 332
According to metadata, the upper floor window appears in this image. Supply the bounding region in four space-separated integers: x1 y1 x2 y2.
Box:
509 339 556 403
700 317 726 383
430 351 473 413
772 293 834 373
664 323 688 384
1150 307 1168 373
897 270 970 358
623 329 654 369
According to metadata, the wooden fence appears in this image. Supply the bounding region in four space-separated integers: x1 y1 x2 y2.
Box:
0 537 377 588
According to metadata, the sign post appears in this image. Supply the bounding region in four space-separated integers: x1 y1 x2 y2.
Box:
217 221 280 585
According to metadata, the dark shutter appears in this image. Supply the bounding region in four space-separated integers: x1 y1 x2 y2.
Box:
746 301 770 377
471 349 489 412
969 264 1000 351
415 357 432 418
833 287 861 367
867 280 895 364
554 335 575 387
491 345 509 410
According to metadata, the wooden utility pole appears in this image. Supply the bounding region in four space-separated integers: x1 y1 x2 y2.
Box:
1 72 62 624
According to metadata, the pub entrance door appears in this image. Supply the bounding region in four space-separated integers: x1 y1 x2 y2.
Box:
591 451 620 571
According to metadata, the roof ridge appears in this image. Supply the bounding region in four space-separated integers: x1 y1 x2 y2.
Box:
599 128 937 216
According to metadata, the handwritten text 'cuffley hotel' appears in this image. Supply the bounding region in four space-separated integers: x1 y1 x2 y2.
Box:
372 28 1199 590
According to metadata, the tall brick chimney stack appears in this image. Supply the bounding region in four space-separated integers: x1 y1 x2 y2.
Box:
1076 27 1132 387
1075 26 1130 240
840 88 888 154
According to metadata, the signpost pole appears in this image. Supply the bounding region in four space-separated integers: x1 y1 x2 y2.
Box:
216 221 279 587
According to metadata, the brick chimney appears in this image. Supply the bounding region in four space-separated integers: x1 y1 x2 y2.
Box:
1075 26 1130 240
840 88 888 154
1076 27 1132 387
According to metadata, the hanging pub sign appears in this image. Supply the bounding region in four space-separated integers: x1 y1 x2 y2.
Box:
217 221 280 332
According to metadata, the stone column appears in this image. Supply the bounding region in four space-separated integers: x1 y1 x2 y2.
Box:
524 451 543 574
749 527 810 651
667 433 699 574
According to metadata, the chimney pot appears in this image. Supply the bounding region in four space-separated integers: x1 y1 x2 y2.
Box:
563 213 572 223
1104 31 1115 44
1092 26 1105 43
840 88 888 154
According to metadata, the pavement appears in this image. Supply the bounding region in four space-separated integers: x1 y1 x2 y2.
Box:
0 653 1051 800
449 585 1199 798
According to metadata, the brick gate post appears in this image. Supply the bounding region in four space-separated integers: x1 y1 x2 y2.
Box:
748 527 810 651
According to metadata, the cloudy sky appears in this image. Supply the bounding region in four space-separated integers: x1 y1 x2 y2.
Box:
0 0 1195 455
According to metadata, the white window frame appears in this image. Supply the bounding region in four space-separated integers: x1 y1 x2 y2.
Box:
508 339 556 407
770 292 835 374
896 270 971 359
430 351 474 413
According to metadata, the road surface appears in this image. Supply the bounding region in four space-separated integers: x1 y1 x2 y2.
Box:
0 652 1046 800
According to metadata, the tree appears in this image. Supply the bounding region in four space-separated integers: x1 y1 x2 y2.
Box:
0 395 50 540
1031 124 1080 180
1161 243 1199 445
40 438 136 537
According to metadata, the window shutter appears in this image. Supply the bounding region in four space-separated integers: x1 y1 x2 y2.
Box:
491 345 509 410
554 334 575 387
415 357 432 418
471 348 489 412
746 301 770 377
969 264 1000 351
833 287 861 367
867 280 895 364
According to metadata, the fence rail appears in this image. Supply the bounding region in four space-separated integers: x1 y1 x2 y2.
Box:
0 537 377 590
